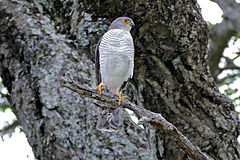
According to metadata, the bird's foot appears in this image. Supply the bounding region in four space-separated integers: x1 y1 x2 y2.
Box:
115 93 126 105
96 82 107 95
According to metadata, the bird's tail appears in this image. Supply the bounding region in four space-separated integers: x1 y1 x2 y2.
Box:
96 107 122 132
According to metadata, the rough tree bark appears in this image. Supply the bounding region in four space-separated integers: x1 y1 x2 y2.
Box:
0 0 239 160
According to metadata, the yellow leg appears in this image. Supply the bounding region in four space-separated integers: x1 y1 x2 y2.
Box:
96 81 107 95
115 92 127 105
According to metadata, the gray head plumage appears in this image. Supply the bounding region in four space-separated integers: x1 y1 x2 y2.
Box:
108 17 135 31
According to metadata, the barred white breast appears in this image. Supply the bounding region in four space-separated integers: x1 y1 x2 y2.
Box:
99 29 134 93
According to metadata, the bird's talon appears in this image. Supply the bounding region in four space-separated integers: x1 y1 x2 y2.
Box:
96 82 106 95
115 93 127 105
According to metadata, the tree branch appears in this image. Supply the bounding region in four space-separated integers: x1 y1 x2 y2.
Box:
210 0 238 13
208 0 240 78
215 56 240 78
0 120 18 138
61 75 211 160
223 56 240 70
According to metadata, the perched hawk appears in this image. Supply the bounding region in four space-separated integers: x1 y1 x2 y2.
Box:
95 17 135 131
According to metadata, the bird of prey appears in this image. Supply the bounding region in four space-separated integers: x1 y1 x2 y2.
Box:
95 17 135 131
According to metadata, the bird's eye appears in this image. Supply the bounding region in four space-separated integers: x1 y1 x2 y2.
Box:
123 19 128 23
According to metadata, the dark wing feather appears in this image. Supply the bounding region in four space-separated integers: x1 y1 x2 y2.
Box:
95 36 103 85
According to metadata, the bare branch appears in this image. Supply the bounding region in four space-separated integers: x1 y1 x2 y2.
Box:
232 51 240 59
0 120 18 138
215 56 240 77
209 0 238 13
223 56 240 69
62 75 211 160
235 52 240 55
209 23 237 78
208 0 240 79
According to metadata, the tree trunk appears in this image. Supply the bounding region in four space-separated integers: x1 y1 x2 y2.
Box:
0 0 239 160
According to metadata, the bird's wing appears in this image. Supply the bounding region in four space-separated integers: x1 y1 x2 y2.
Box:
95 36 103 85
120 32 135 90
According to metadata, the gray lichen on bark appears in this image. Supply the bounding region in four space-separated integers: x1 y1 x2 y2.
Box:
0 0 239 160
0 0 153 160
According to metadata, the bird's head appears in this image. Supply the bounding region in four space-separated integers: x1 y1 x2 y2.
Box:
108 17 135 31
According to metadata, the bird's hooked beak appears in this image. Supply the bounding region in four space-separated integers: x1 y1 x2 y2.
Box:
130 21 135 27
